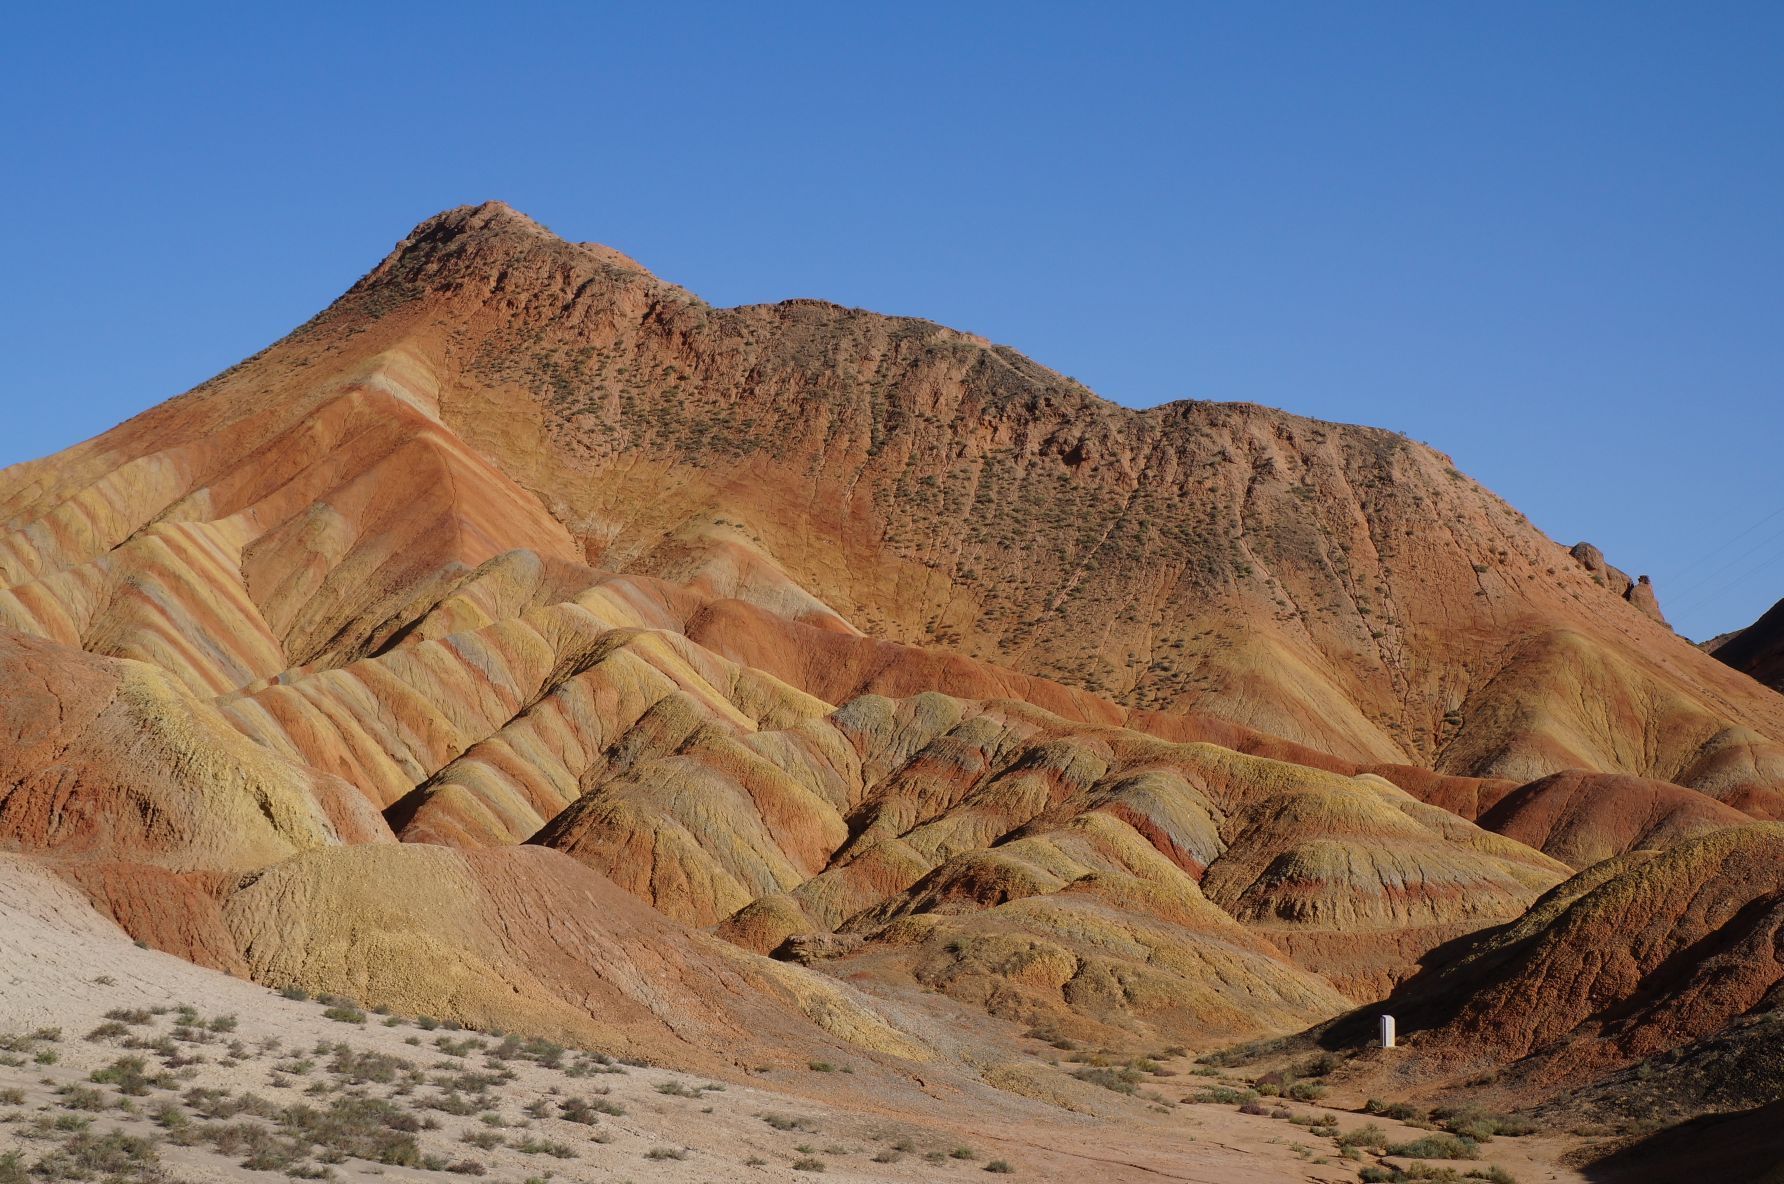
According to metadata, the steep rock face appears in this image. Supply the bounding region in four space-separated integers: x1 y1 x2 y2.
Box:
356 206 1775 793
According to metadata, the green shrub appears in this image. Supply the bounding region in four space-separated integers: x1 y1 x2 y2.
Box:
762 1113 812 1131
279 1095 424 1166
1336 1123 1390 1152
90 1056 172 1095
1074 1066 1142 1094
1365 1098 1424 1121
1432 1106 1537 1141
1190 1084 1257 1104
1294 1052 1338 1078
32 1129 160 1180
558 1097 623 1123
1387 1133 1477 1160
57 1085 110 1111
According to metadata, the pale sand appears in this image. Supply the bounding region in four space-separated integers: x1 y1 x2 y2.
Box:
0 856 1578 1183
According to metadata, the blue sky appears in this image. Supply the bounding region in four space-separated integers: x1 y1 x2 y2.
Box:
2 2 1780 640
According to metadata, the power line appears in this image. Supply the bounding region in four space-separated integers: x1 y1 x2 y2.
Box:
1670 547 1784 620
1663 513 1784 602
1672 502 1784 574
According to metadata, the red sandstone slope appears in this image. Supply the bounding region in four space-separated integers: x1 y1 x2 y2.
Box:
1475 770 1750 869
1386 824 1784 1079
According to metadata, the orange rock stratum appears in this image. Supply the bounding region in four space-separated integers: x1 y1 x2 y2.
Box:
3 204 1782 1144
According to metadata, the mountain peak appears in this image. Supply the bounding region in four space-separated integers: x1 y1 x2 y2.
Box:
414 200 554 243
350 202 654 303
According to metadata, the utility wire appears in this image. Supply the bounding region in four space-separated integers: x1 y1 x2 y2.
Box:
1670 502 1784 574
1670 547 1784 619
1662 513 1784 602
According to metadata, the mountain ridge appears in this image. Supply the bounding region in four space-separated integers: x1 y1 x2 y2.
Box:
2 204 1782 1160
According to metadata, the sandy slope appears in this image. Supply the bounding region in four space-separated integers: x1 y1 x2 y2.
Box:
1 853 1508 1184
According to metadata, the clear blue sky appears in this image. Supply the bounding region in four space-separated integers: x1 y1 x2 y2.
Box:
3 2 1780 641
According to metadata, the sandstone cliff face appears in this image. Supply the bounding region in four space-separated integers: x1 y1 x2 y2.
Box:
2 202 1781 1084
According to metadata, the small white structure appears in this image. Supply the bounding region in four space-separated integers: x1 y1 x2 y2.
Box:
1379 1013 1397 1049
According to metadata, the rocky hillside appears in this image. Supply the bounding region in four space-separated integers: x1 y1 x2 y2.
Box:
2 204 1782 1136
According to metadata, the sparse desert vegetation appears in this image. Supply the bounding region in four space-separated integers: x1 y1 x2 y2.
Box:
0 944 1083 1184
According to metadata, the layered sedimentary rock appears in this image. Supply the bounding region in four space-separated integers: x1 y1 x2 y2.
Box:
8 204 1783 794
3 201 1783 1085
1476 770 1750 869
1389 824 1784 1075
223 843 929 1071
0 631 388 868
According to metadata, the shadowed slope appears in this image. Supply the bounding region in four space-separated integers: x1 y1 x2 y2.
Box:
1583 1102 1784 1184
1708 594 1784 693
1386 824 1784 1077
